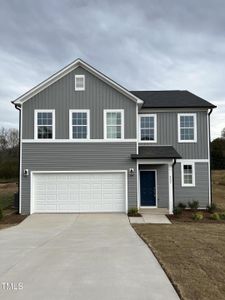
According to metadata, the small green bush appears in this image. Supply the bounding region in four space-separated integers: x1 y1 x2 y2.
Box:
128 207 138 216
188 200 199 211
177 202 187 209
173 206 183 215
0 207 3 221
206 203 217 213
192 212 204 221
210 213 221 221
219 212 225 220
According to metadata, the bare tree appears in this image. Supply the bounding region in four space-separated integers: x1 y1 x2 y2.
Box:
0 127 19 151
222 127 225 139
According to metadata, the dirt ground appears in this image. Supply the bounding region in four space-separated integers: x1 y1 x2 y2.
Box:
133 170 225 300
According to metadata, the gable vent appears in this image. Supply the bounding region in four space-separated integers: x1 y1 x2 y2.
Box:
75 75 85 91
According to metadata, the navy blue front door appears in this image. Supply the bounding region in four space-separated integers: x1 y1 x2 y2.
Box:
140 171 156 206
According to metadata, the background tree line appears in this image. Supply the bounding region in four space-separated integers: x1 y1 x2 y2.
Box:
0 125 224 181
0 127 19 179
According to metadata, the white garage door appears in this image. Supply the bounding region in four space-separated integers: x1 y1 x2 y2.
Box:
32 172 126 213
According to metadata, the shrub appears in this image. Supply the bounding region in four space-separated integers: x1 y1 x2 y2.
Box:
128 208 138 216
192 212 203 221
188 200 199 211
173 206 183 216
206 203 217 213
219 212 225 220
177 202 187 209
210 213 221 221
0 207 3 221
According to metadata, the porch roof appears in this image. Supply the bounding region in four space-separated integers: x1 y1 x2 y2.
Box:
131 146 181 159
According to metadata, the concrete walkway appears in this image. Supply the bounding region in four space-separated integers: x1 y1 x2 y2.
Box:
129 214 171 224
0 214 179 300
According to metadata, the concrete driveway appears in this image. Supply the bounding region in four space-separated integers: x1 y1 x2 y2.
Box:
0 214 179 300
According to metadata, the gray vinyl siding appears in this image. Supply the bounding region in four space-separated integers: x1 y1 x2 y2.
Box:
21 142 137 214
139 111 208 159
139 164 169 208
22 66 136 139
174 162 209 208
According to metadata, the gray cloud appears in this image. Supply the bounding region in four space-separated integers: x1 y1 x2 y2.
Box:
0 0 224 138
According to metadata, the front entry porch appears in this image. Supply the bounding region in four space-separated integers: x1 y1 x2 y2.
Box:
131 145 182 214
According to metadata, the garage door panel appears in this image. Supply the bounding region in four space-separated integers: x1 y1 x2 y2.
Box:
33 172 126 213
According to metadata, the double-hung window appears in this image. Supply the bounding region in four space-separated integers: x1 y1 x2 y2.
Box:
139 114 157 142
35 110 55 139
181 162 195 187
178 113 197 142
104 110 124 139
70 110 90 139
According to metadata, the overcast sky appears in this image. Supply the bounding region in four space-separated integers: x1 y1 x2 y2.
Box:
0 0 224 139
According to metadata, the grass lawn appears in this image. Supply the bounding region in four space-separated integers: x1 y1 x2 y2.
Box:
133 170 225 300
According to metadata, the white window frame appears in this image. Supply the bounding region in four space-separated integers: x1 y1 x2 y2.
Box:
69 109 90 140
139 114 157 143
34 109 55 140
178 113 197 143
104 109 124 140
181 161 196 187
75 75 85 91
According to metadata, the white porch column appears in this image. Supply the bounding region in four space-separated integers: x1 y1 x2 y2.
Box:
168 163 173 214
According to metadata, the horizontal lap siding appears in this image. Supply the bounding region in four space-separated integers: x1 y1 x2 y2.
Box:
174 162 209 208
21 143 137 214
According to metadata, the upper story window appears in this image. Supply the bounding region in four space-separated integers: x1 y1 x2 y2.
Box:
34 110 55 140
69 110 90 139
178 113 197 142
104 109 124 140
139 114 157 142
181 162 195 187
75 75 85 91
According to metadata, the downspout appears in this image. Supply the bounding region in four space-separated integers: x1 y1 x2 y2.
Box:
15 104 21 209
172 158 177 212
208 108 213 204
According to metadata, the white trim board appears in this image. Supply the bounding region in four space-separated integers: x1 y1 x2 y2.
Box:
12 59 143 105
176 159 209 163
30 170 128 214
22 139 136 143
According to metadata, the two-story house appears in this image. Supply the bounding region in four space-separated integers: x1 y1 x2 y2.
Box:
12 59 216 215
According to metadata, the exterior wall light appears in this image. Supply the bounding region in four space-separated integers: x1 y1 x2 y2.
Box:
23 169 29 177
129 168 135 176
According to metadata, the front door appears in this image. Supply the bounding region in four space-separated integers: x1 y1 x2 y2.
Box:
140 171 156 207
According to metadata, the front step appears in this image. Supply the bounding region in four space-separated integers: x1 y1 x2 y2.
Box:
139 208 169 215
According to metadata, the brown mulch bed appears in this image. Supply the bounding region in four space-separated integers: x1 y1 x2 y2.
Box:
0 212 27 230
167 210 225 223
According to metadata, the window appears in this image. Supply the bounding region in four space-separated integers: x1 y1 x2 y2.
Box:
75 75 85 91
181 162 195 187
139 114 157 142
104 110 124 139
70 110 90 139
35 110 55 139
178 113 197 142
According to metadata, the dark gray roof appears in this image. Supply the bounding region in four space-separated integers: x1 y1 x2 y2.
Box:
131 146 181 159
130 90 216 108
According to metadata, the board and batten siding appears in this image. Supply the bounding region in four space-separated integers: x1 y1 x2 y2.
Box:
139 164 169 208
21 142 137 214
22 66 137 140
174 162 209 208
139 111 208 159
